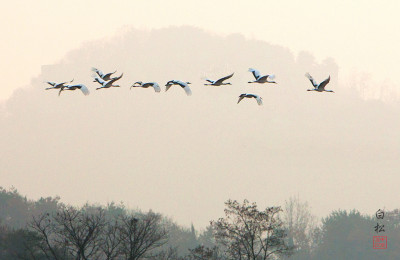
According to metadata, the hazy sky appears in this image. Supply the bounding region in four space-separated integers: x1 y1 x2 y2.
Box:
1 1 400 229
1 0 400 100
1 24 399 229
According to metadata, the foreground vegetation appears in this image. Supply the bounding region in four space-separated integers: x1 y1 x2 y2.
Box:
0 187 398 259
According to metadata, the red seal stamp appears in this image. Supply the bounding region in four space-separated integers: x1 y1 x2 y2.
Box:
373 236 387 249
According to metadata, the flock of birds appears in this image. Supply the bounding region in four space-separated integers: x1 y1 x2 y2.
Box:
45 67 333 106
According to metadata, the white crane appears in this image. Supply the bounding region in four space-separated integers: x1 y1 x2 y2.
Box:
95 73 123 90
165 80 192 96
93 77 105 86
58 84 89 96
45 79 74 90
204 73 234 86
91 67 117 81
305 73 333 92
130 81 161 93
94 71 123 85
237 93 263 106
248 68 276 84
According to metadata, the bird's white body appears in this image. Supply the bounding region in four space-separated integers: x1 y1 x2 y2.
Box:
93 77 106 85
305 73 333 92
237 93 263 106
95 73 123 90
130 81 161 93
248 68 276 84
59 84 89 96
91 67 117 81
45 79 74 90
204 73 234 86
165 80 192 96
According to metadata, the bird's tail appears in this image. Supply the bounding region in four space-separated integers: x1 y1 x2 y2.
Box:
256 97 263 106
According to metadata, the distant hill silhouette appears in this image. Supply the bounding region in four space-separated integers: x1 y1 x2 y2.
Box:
0 26 398 228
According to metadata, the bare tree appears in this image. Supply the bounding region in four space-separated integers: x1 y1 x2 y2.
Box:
118 211 168 260
99 218 122 260
30 206 106 260
282 196 319 258
30 213 69 260
54 206 106 260
211 199 293 260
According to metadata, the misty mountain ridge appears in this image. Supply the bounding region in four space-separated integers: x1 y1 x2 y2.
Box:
0 26 399 228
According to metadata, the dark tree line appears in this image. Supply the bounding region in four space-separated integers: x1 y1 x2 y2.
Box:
1 187 400 259
28 206 168 260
